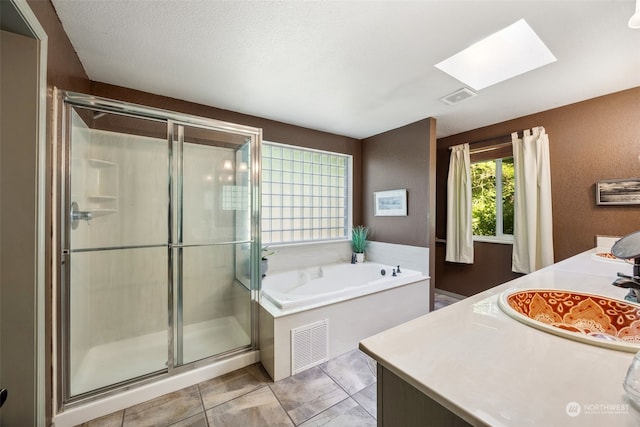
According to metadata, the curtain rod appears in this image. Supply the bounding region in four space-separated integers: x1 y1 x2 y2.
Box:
469 141 512 155
448 133 513 152
447 126 545 151
448 140 512 151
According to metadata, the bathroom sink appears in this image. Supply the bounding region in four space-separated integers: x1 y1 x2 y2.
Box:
498 289 640 352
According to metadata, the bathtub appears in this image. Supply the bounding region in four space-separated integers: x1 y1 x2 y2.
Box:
258 261 430 381
261 262 425 311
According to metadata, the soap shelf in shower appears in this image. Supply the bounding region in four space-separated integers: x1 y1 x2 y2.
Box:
75 158 119 217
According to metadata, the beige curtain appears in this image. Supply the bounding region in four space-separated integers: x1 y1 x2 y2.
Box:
446 143 473 264
511 127 554 274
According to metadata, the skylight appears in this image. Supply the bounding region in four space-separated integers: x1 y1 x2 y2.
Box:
435 19 556 91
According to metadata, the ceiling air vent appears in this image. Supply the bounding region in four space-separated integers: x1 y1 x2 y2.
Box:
440 87 477 105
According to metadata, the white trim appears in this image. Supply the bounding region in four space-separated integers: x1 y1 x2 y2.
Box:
495 158 504 235
9 1 48 425
473 235 514 245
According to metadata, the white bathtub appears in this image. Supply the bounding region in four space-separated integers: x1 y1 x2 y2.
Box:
259 260 430 381
261 262 425 311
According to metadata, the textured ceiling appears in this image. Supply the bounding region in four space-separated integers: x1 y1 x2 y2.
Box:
52 0 640 139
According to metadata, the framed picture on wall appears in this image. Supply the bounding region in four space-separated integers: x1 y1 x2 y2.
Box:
596 178 640 205
374 189 408 216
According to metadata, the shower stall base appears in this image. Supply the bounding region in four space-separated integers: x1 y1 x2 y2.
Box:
71 316 250 396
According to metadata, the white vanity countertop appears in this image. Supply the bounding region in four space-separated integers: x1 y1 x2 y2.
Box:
359 248 640 426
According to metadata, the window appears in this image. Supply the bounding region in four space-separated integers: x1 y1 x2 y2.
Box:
262 142 351 245
471 156 514 241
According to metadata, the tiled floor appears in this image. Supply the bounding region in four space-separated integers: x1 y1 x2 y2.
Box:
434 290 464 310
80 351 376 427
79 291 461 427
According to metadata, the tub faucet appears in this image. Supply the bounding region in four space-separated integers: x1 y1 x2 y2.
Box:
611 230 640 303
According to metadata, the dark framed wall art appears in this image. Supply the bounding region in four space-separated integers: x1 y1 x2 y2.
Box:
596 178 640 205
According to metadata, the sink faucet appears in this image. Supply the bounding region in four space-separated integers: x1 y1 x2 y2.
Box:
611 230 640 303
612 266 640 302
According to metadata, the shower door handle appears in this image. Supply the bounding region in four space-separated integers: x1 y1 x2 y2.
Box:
70 202 92 229
170 240 253 248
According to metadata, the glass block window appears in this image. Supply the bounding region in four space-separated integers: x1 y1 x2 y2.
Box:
262 142 351 245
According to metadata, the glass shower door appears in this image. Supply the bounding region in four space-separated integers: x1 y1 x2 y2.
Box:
60 92 261 405
64 106 170 397
172 123 254 366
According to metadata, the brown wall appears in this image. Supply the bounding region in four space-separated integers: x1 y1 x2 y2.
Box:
362 117 437 310
1 28 40 427
27 0 640 415
27 0 90 92
89 82 363 225
30 1 362 420
362 118 436 247
27 0 90 422
436 87 640 297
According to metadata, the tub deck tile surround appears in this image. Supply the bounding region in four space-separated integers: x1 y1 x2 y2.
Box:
79 292 461 427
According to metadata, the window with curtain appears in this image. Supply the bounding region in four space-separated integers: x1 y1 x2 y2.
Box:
262 141 352 245
470 142 514 242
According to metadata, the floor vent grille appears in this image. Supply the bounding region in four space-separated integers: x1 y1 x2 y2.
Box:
291 319 328 375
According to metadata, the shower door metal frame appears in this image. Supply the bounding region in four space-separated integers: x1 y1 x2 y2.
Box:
169 120 259 368
55 91 262 409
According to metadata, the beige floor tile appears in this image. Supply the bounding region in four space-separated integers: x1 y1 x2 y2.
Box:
320 349 376 395
352 382 377 419
199 363 270 409
122 386 203 427
434 292 463 310
269 366 348 425
80 410 123 427
167 411 207 427
298 397 376 427
206 386 293 427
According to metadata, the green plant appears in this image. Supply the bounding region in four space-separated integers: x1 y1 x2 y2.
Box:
351 225 370 253
471 158 514 236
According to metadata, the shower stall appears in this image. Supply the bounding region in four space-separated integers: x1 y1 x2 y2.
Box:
56 92 261 406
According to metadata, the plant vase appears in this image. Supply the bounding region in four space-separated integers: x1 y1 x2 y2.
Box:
351 225 369 264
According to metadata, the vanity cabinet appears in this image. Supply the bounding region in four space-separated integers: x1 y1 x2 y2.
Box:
377 364 472 427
